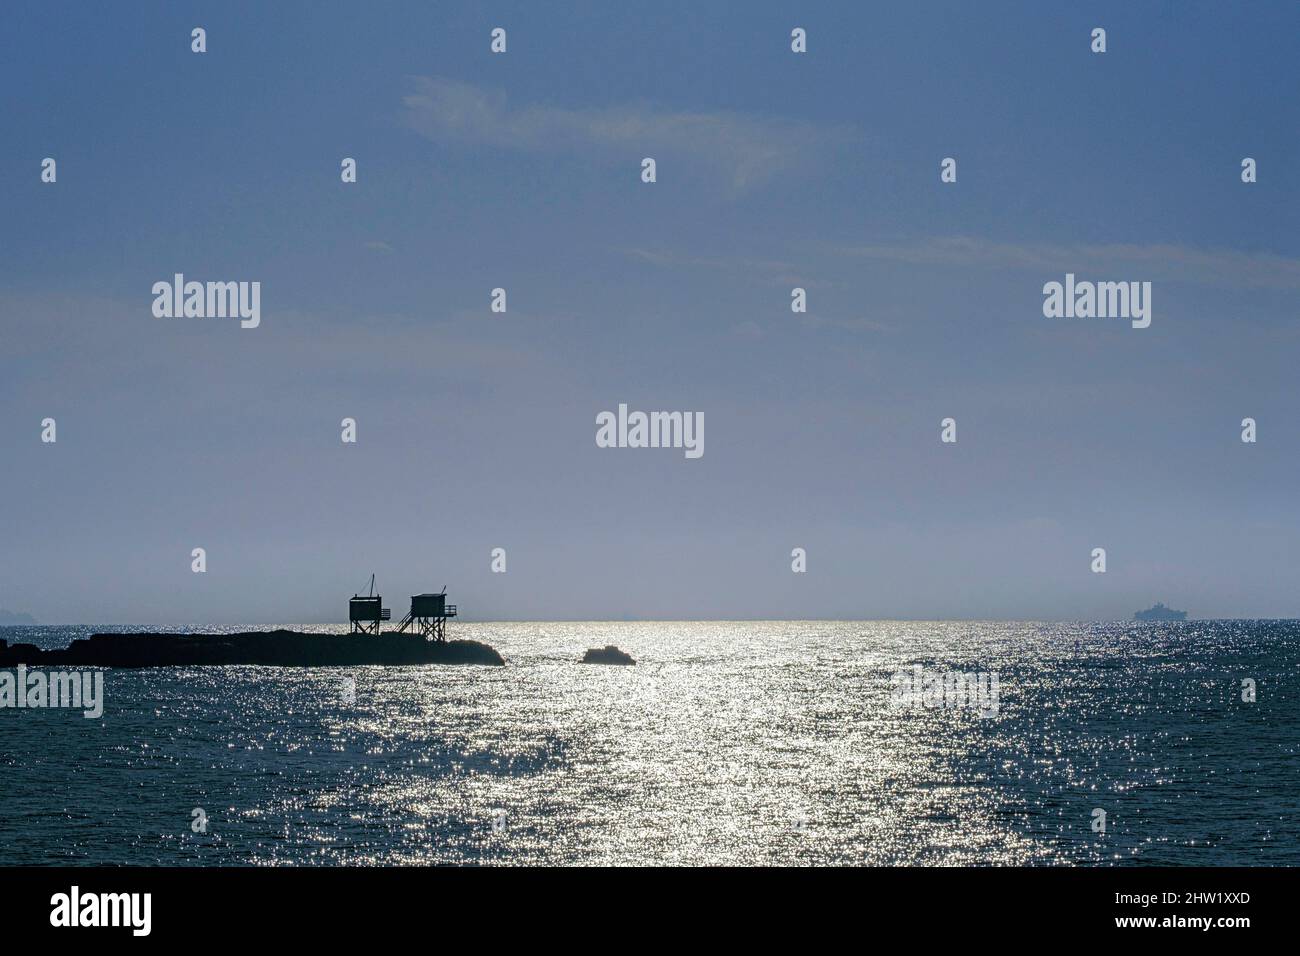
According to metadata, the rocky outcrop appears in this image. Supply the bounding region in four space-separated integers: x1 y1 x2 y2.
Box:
0 631 505 668
580 645 635 665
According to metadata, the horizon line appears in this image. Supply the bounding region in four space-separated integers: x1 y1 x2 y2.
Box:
6 616 1298 627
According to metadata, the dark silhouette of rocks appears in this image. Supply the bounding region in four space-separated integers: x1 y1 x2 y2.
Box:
0 630 504 668
580 645 635 665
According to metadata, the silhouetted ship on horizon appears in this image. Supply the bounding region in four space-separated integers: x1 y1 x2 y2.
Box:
1134 602 1187 622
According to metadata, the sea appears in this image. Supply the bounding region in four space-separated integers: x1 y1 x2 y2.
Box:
1 621 1297 866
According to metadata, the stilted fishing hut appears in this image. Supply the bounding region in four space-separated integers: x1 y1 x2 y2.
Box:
393 587 458 642
348 575 390 635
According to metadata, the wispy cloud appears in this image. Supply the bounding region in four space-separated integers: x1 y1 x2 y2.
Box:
0 293 566 411
401 77 857 190
624 247 847 294
797 314 891 333
625 247 888 333
834 236 1300 290
624 247 803 281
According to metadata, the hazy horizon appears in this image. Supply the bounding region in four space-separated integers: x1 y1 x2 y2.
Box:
4 2 1299 623
3 611 1290 627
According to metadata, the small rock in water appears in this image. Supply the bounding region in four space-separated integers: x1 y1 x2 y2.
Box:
580 645 635 665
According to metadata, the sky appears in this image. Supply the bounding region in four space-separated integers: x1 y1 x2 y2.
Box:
2 1 1298 623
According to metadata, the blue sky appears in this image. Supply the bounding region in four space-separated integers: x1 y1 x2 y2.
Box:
2 1 1298 623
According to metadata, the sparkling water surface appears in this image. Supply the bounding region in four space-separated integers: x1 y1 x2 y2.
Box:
1 621 1296 865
